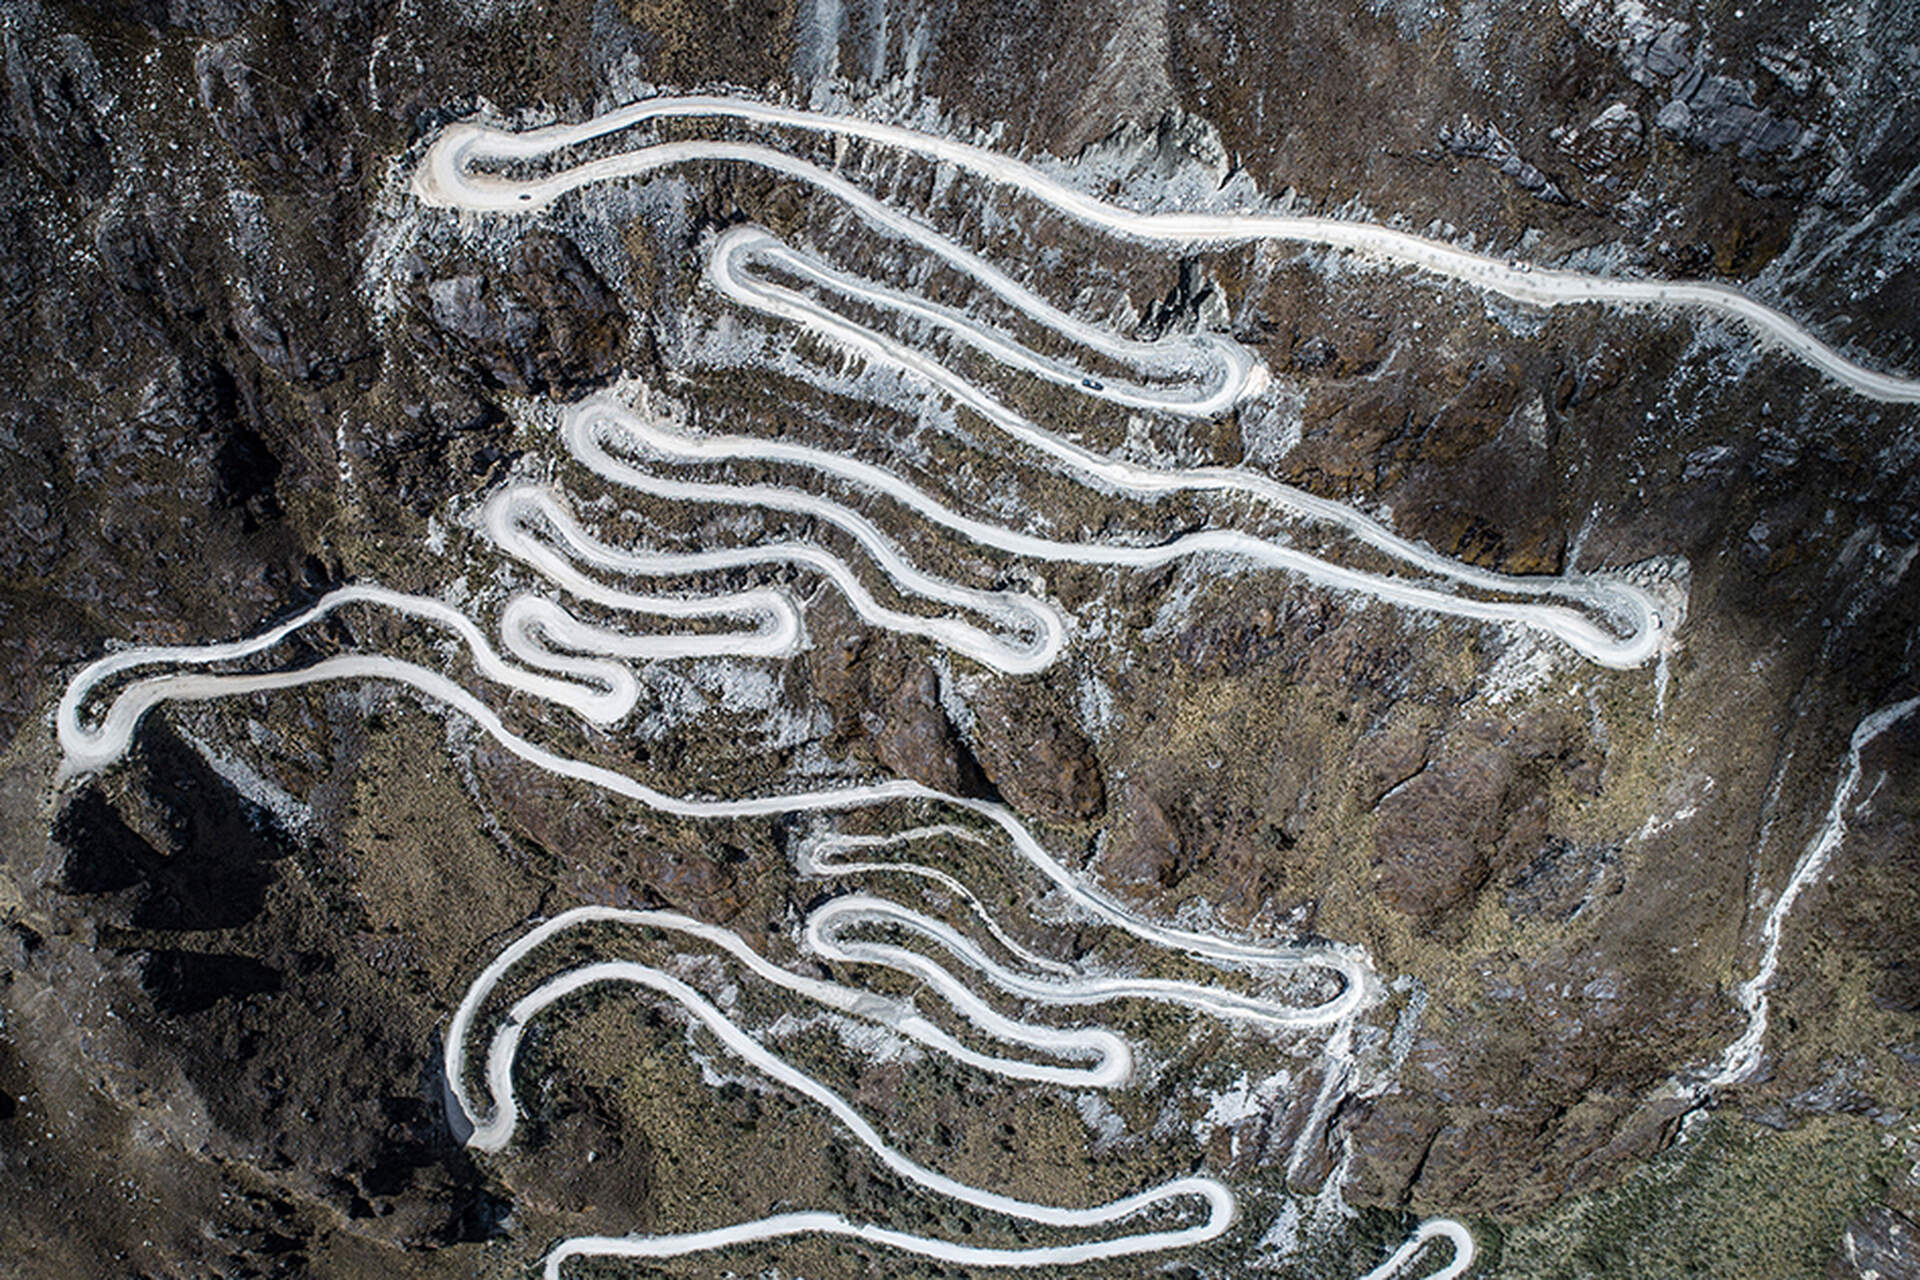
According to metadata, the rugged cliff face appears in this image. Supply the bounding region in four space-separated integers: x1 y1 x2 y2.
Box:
1 1 1917 1277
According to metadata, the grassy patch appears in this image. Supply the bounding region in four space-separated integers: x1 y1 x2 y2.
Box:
1494 1112 1904 1279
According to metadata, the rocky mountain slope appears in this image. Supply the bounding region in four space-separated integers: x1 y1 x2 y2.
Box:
1 0 1917 1277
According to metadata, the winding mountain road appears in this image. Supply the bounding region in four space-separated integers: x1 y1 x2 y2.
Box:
125 90 1899 1280
417 94 1920 405
56 586 1445 1276
420 96 1697 669
52 80 1920 1280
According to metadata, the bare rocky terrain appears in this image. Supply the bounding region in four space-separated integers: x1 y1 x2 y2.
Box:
2 1 1918 1277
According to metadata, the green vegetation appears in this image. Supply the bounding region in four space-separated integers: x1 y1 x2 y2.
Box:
1495 1111 1906 1279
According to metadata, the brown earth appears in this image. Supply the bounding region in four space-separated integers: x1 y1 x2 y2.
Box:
1 0 1918 1277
